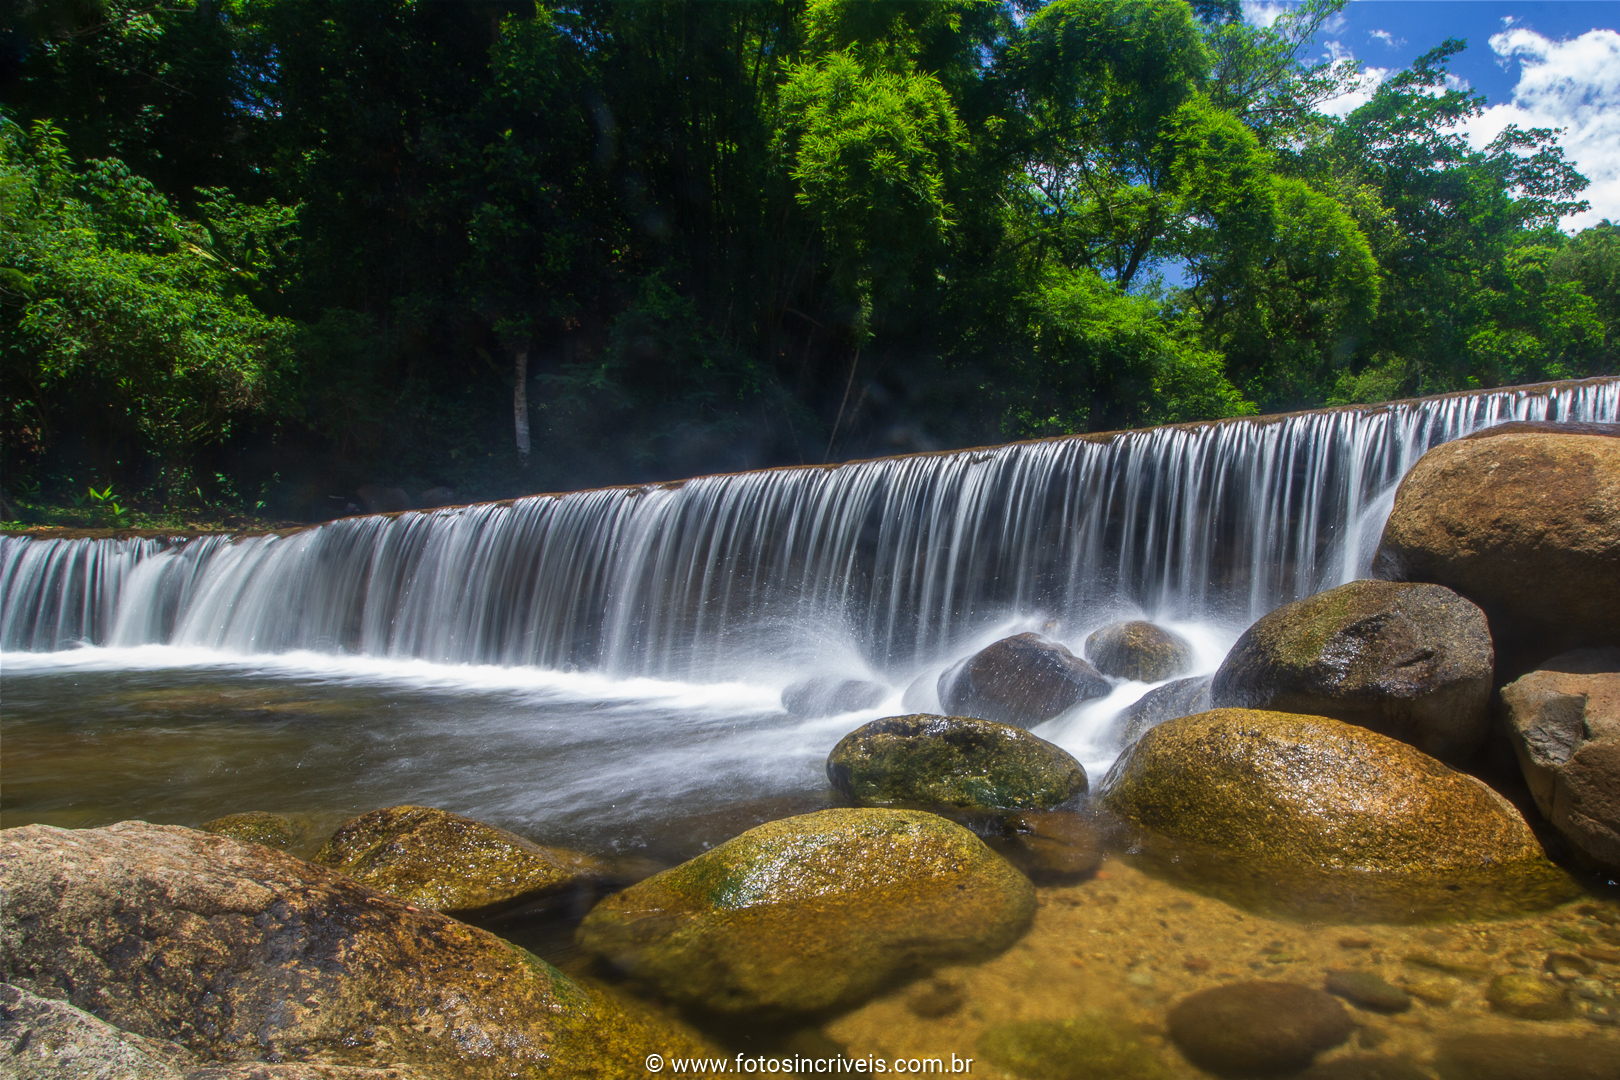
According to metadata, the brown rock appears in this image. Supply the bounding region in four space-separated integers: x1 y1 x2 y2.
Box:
198 812 296 850
990 810 1105 883
938 633 1111 727
1167 981 1352 1076
1486 972 1573 1020
1210 579 1494 759
1085 621 1194 682
1463 420 1620 440
1373 433 1620 662
1434 1033 1620 1080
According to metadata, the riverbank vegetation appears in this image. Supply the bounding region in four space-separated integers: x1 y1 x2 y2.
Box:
3 0 1616 523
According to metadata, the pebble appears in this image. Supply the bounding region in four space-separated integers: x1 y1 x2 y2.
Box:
1487 972 1573 1020
1400 973 1459 1005
905 978 964 1019
1167 980 1352 1076
1325 969 1413 1013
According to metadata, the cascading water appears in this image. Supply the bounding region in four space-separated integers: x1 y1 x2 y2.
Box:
5 378 1618 680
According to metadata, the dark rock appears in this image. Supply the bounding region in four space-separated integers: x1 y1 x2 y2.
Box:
990 810 1105 884
1373 432 1620 664
1486 972 1573 1020
415 487 458 509
979 1015 1171 1080
355 485 411 515
1100 709 1573 921
0 821 721 1079
938 633 1111 728
1167 981 1352 1077
1085 621 1194 682
1113 675 1213 747
826 714 1087 812
197 812 295 850
312 804 611 919
1464 420 1620 440
575 808 1035 1016
1503 662 1620 869
904 978 964 1019
1324 969 1412 1012
1210 579 1494 759
1434 1034 1620 1080
782 677 888 718
1300 1057 1432 1080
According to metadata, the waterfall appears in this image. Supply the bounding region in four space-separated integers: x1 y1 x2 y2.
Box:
4 378 1617 680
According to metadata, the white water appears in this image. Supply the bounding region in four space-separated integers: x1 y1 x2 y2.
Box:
3 378 1618 781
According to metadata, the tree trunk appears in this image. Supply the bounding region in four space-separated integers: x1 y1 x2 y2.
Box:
513 349 531 460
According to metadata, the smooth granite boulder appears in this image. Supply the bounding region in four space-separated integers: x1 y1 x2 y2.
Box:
826 713 1087 812
1502 648 1620 870
1167 981 1352 1077
312 804 610 918
0 821 721 1080
938 633 1111 727
1085 621 1194 682
1210 579 1494 759
1100 709 1572 920
1373 432 1620 663
1112 675 1213 748
575 807 1035 1016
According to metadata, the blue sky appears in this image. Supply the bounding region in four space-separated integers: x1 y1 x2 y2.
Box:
1242 1 1620 228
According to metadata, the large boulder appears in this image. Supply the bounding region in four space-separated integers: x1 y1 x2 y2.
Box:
1085 620 1194 682
0 821 719 1079
938 633 1111 727
312 805 610 919
1210 580 1493 759
1373 432 1620 663
1112 675 1213 748
1099 709 1572 920
826 713 1087 812
575 808 1035 1016
1502 648 1620 869
781 676 887 718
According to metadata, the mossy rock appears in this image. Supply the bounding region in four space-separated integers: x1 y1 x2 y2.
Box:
313 804 610 919
1099 708 1576 921
826 714 1087 812
199 811 297 850
1085 621 1194 682
575 808 1035 1016
938 633 1110 727
979 1015 1171 1080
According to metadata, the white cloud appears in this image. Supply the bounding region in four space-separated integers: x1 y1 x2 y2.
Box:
1317 63 1393 118
1241 1 1291 30
1369 29 1405 48
1461 28 1620 230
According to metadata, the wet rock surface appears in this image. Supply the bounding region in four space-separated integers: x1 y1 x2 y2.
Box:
574 808 1036 1016
312 804 611 918
1166 980 1353 1076
1373 432 1620 662
826 714 1087 812
1324 969 1412 1013
198 811 297 850
1488 972 1573 1020
1502 654 1620 870
987 810 1105 884
1085 621 1194 683
782 677 888 718
938 633 1110 727
1100 708 1570 920
0 821 718 1080
1210 580 1494 759
1113 675 1213 748
979 1015 1170 1079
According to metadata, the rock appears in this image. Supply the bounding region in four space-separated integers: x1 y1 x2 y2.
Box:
575 808 1036 1016
1085 621 1194 682
0 821 721 1079
1464 420 1620 441
904 978 964 1019
1100 709 1572 921
1372 432 1620 662
1486 972 1573 1020
198 812 295 850
1300 1057 1431 1080
938 633 1111 727
900 672 942 713
1324 969 1412 1013
978 1015 1171 1080
1210 579 1494 759
415 487 458 508
989 810 1105 883
1434 1034 1620 1080
354 485 411 515
312 804 610 919
1166 981 1352 1077
825 714 1087 812
781 677 887 718
1502 659 1620 869
1113 675 1212 747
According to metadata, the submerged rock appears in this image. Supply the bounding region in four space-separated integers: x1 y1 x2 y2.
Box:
1502 654 1620 870
1210 579 1494 759
1166 980 1352 1077
979 1015 1171 1080
0 821 720 1079
989 810 1105 884
575 808 1035 1016
198 811 296 850
782 677 887 718
1324 969 1412 1013
825 713 1087 812
1301 1057 1433 1080
1085 621 1194 682
1433 1033 1620 1080
1112 675 1212 748
1373 432 1620 663
1487 972 1573 1020
312 804 610 919
1100 708 1571 920
938 633 1111 728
